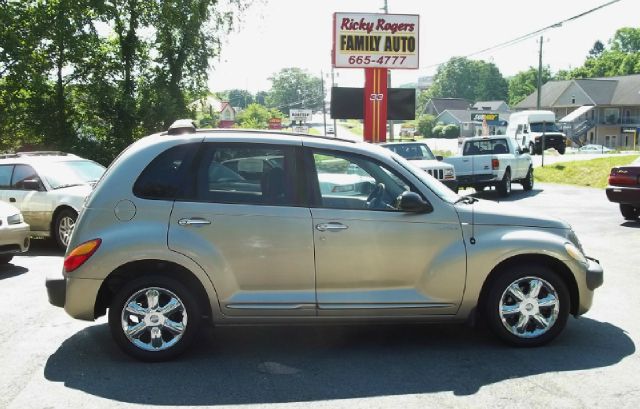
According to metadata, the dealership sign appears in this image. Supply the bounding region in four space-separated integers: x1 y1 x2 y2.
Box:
333 13 419 69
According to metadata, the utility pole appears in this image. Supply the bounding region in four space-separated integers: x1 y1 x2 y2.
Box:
383 0 394 141
321 70 327 135
536 35 543 110
331 67 337 136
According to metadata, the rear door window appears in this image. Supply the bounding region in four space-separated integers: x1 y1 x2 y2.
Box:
0 165 13 188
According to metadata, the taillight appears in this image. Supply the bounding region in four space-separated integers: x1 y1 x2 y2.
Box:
492 158 499 170
608 168 638 186
64 239 101 273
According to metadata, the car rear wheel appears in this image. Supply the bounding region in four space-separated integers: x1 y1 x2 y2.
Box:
497 170 511 197
521 167 534 191
485 265 569 347
0 255 13 264
54 209 77 250
529 143 536 155
620 204 639 220
108 275 201 361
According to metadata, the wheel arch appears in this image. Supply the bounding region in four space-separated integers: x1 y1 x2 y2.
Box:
477 253 579 317
94 259 213 322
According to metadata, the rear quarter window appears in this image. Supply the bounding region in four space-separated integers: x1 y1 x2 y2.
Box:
133 143 199 200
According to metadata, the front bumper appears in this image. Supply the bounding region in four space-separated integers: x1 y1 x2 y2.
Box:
46 277 66 308
440 179 458 191
585 257 604 291
0 223 31 254
606 185 640 205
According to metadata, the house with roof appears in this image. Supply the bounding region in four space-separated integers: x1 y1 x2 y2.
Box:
472 100 510 112
515 74 640 148
187 96 237 128
423 98 471 116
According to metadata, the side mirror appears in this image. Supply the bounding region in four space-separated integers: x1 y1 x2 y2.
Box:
396 191 433 213
435 155 443 161
22 179 41 191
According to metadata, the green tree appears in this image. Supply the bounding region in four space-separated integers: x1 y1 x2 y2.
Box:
255 90 268 105
427 57 507 102
236 103 283 129
416 114 436 138
266 68 323 114
611 27 640 53
507 66 552 106
226 89 254 108
588 40 605 58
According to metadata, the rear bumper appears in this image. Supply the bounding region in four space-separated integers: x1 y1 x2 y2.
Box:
457 174 498 187
606 186 640 205
46 277 66 308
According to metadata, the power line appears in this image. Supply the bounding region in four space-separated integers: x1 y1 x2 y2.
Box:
422 0 623 71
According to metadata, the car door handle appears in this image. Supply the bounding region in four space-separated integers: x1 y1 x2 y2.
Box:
178 218 211 226
316 222 348 232
9 197 15 203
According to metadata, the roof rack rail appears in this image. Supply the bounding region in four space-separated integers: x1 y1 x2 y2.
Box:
0 151 70 159
168 119 197 135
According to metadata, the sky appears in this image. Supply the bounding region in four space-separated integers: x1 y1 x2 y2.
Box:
208 0 637 94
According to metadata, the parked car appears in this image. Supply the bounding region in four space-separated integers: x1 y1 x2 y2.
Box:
606 159 640 220
380 142 457 191
47 122 603 361
0 151 105 249
579 144 614 153
0 200 30 264
444 136 533 197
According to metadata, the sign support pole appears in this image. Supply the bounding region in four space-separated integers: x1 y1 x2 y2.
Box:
363 67 388 143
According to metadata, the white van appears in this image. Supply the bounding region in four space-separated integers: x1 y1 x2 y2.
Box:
507 110 567 155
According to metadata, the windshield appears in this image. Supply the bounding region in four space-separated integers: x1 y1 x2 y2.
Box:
384 143 436 161
530 122 560 133
390 152 460 204
41 160 106 189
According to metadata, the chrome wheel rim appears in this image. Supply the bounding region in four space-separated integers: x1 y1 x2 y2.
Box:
121 287 188 352
58 216 75 247
529 170 534 188
505 176 511 193
499 276 559 339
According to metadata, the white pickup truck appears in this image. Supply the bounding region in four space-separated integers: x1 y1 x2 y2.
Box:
443 136 533 197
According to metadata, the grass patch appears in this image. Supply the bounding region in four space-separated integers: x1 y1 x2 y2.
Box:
534 155 639 188
344 119 363 137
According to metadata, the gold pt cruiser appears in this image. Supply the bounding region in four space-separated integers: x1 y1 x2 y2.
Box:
46 121 603 361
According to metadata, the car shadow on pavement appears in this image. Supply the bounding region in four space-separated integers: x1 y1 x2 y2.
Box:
21 239 62 257
0 263 28 280
469 187 543 202
621 221 640 228
44 318 633 405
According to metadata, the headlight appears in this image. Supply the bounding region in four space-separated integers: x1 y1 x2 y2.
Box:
444 168 455 178
7 213 23 225
565 243 587 265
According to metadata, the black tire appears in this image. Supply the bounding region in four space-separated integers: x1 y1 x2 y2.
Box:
521 167 534 191
0 255 13 264
484 264 570 347
108 275 202 362
496 170 511 197
558 146 566 155
620 204 639 221
529 143 536 156
54 208 78 250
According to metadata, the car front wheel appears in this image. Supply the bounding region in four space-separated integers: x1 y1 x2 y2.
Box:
485 265 569 347
108 275 201 361
54 208 77 250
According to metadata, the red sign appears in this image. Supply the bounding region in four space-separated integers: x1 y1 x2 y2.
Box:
268 118 282 130
363 68 388 143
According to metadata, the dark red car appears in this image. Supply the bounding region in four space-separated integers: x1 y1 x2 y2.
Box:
606 161 640 220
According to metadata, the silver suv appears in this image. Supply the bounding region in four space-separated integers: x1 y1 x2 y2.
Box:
46 123 603 361
0 152 105 249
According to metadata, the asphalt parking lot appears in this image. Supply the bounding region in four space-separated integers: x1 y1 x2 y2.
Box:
0 182 639 409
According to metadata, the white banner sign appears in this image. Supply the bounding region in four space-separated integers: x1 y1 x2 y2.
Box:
333 13 419 69
292 126 309 134
289 109 313 122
